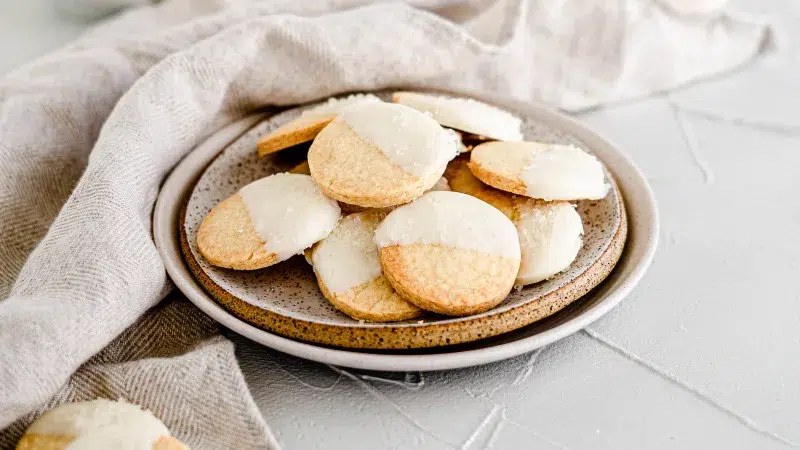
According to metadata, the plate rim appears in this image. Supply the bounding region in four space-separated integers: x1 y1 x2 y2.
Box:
154 95 659 371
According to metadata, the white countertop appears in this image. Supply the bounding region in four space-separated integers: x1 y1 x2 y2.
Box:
3 1 797 449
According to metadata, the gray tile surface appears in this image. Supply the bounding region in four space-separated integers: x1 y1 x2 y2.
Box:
3 0 797 449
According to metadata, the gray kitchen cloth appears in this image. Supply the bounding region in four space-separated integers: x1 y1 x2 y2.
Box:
0 0 770 448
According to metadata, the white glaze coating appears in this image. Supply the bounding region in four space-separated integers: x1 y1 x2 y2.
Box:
375 191 520 260
515 201 584 285
300 93 381 118
519 143 609 200
26 399 169 449
338 102 458 178
239 173 341 261
393 91 523 141
311 212 384 294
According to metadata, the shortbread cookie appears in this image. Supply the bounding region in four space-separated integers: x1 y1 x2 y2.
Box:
197 173 340 270
469 141 609 201
445 158 583 285
17 399 187 450
257 94 381 156
375 191 520 316
308 102 458 208
392 91 522 141
310 211 422 322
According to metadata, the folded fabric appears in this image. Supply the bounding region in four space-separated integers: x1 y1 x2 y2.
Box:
0 0 770 448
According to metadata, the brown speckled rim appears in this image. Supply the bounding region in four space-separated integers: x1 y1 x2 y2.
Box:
179 125 628 349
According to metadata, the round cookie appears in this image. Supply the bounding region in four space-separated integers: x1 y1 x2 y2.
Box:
257 94 381 156
469 141 609 201
308 102 458 208
17 399 187 450
375 191 521 316
392 91 522 141
309 211 422 322
197 173 340 270
445 158 584 285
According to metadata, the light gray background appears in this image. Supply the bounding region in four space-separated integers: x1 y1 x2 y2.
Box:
2 1 797 449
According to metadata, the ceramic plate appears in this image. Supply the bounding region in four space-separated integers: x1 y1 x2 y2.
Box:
154 91 658 370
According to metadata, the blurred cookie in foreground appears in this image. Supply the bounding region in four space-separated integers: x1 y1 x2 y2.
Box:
16 399 187 450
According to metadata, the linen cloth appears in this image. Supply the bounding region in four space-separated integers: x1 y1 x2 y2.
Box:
0 0 769 448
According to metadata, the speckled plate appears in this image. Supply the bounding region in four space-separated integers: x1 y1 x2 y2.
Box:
155 91 657 369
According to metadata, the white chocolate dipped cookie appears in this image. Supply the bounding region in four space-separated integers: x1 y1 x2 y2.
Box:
309 211 422 322
308 102 458 208
17 399 187 450
197 173 340 270
257 94 381 156
469 141 609 201
392 91 522 141
375 191 521 316
445 158 584 286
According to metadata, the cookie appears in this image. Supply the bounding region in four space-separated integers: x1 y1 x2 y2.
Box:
445 158 584 285
375 191 520 316
309 211 422 322
17 399 187 450
469 141 609 201
197 173 340 270
257 94 381 156
308 102 458 208
392 91 522 141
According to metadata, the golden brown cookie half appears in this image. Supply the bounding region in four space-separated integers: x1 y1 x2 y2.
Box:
17 399 188 450
292 159 449 214
197 173 340 270
257 94 381 156
308 102 458 208
469 141 609 201
375 191 520 316
309 211 422 322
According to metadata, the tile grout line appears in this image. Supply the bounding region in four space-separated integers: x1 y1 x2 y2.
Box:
582 328 800 449
674 104 800 137
669 101 715 185
459 404 502 450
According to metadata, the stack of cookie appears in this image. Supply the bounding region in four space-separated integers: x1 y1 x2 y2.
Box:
197 92 609 322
